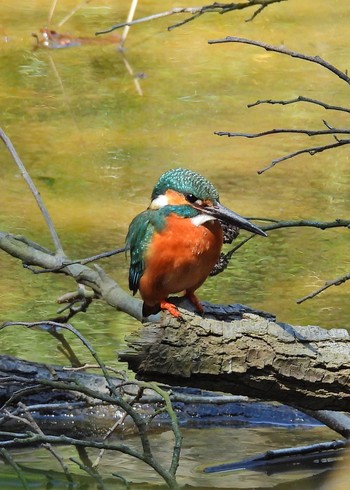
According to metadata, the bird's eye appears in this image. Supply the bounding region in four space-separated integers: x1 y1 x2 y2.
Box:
186 194 199 204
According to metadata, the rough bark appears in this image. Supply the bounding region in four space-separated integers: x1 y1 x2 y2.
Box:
1 354 320 439
119 301 350 412
0 232 143 320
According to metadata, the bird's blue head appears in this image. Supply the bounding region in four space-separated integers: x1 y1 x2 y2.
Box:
150 168 266 237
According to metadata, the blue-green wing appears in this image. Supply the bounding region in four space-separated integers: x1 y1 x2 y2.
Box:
125 205 196 294
125 211 156 295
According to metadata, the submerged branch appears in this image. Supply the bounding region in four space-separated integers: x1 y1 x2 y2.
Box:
204 439 346 473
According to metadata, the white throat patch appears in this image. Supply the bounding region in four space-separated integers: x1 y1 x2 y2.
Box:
190 214 215 227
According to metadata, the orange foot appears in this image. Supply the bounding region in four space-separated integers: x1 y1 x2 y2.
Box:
160 300 182 318
185 291 204 314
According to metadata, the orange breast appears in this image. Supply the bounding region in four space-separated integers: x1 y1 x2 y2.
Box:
139 214 223 306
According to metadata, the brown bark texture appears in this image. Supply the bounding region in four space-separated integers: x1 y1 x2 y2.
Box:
119 301 350 412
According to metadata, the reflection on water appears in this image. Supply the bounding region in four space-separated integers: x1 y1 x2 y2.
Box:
0 425 337 489
1 0 350 488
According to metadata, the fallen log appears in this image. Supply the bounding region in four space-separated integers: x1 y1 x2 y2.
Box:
119 300 350 412
1 230 350 414
0 354 320 440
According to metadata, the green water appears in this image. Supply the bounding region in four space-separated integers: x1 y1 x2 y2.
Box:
1 0 349 488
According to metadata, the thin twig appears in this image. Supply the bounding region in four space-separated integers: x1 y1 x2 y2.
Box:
258 139 350 174
0 448 29 489
96 0 286 35
0 128 64 255
70 457 106 489
17 402 75 484
215 128 350 138
0 321 180 487
248 96 350 114
76 246 127 265
20 247 127 274
208 37 350 85
217 218 350 274
48 0 58 25
119 52 143 96
215 128 350 173
259 218 350 232
0 430 178 487
297 272 350 304
92 411 128 468
147 382 182 477
0 232 143 321
120 0 139 48
58 0 92 27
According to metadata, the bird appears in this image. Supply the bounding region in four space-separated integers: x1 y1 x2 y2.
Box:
126 168 267 318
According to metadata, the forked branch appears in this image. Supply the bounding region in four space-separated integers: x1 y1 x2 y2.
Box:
96 0 287 35
208 38 350 173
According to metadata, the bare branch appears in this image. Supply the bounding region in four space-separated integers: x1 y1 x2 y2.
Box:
215 128 350 173
208 37 350 85
48 0 58 25
80 247 127 264
248 96 350 114
247 219 350 304
0 322 182 488
0 128 64 255
120 0 139 48
0 448 29 489
258 139 350 173
57 0 92 28
215 128 350 138
70 457 105 488
17 402 74 484
0 232 143 321
0 429 180 488
211 218 350 276
214 128 350 138
96 1 287 35
259 218 350 232
297 272 350 304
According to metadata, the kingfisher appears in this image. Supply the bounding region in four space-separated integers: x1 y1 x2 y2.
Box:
126 168 266 318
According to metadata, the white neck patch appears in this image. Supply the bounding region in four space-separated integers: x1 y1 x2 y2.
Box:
190 214 215 227
150 194 169 209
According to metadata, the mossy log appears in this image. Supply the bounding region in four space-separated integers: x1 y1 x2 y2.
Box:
119 300 350 412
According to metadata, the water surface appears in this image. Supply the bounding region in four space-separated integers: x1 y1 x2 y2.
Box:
0 0 349 488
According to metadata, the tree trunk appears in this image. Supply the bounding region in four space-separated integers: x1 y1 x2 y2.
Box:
119 300 350 412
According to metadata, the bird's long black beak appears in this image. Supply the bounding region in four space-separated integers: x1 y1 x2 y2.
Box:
199 202 267 237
